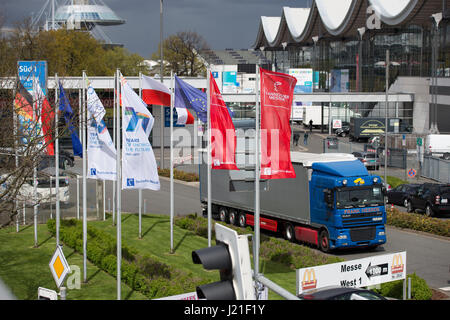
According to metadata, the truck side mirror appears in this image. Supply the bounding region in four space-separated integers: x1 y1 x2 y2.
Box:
324 189 334 208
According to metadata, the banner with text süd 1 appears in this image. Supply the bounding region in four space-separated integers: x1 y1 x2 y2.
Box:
120 74 160 191
259 68 297 179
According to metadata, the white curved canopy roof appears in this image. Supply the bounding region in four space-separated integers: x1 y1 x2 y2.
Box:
283 7 310 39
315 0 354 32
253 0 438 49
260 16 281 45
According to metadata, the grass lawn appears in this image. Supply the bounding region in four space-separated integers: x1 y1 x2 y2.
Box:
0 213 299 300
0 223 146 300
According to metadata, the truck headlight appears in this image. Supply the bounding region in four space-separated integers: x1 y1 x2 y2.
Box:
337 234 347 240
378 231 385 236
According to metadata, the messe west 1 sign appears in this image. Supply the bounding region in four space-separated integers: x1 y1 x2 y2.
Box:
296 251 406 295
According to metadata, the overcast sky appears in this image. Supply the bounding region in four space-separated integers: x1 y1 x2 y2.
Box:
1 0 309 58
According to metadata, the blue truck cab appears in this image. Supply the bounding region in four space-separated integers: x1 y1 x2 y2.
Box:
309 160 387 251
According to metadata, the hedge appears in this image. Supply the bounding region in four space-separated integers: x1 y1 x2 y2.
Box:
47 219 209 299
174 214 343 270
387 207 450 237
373 273 433 300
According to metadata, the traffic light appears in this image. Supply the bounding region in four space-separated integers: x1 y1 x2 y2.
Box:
192 223 255 300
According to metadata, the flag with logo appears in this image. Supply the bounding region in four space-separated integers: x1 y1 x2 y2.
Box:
86 80 117 181
174 75 207 123
32 78 55 155
209 73 238 170
58 82 83 157
142 74 194 125
259 68 297 179
120 74 160 190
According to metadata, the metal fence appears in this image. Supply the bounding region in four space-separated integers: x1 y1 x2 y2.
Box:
422 156 450 183
323 139 450 183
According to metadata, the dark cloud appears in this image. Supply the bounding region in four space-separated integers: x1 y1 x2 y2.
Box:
1 0 308 57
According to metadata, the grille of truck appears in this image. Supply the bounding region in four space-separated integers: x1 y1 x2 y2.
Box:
349 226 376 242
341 211 383 227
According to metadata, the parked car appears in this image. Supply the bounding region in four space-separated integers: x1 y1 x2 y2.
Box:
1 173 70 206
387 183 422 207
335 125 350 137
406 183 450 217
352 151 380 170
297 286 387 300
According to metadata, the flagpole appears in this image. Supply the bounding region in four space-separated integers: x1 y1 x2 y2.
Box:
170 71 174 253
55 73 60 247
254 65 261 277
138 72 143 239
206 69 212 247
32 75 38 248
112 77 116 226
116 69 122 300
82 70 87 283
160 0 165 169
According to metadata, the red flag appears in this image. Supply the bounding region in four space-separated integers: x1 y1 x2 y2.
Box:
33 80 55 156
210 73 238 170
259 68 297 179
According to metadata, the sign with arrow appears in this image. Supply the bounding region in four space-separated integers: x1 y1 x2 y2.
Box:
296 252 406 295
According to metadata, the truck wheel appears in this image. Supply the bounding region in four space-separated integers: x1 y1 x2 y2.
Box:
238 213 246 228
319 230 330 253
425 204 435 217
219 207 228 223
229 210 238 225
283 223 295 242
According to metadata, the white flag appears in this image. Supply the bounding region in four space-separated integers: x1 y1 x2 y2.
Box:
120 74 160 191
86 83 117 181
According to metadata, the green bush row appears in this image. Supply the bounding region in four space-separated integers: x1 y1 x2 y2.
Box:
47 219 209 299
174 214 343 270
158 168 199 182
387 208 450 237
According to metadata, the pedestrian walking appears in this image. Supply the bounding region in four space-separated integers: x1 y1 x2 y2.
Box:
293 133 300 146
303 131 309 145
309 119 313 132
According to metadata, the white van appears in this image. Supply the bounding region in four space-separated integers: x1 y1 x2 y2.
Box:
425 134 450 160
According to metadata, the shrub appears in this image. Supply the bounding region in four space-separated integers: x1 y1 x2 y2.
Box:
387 208 450 237
374 273 432 300
175 215 344 270
46 218 209 299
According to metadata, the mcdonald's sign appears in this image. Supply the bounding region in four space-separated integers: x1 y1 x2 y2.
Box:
301 269 317 291
391 254 404 275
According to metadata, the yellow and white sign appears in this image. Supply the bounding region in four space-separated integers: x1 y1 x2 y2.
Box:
296 251 406 295
49 245 70 288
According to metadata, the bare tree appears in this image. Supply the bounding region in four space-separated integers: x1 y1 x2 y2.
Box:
152 31 209 77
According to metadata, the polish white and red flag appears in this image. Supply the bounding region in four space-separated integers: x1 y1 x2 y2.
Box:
141 75 194 125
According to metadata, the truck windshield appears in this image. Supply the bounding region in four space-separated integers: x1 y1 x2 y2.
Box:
336 186 384 208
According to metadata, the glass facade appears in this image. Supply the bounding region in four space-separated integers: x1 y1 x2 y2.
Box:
260 21 450 130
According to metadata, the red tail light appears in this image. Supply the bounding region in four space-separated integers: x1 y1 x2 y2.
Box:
435 196 440 204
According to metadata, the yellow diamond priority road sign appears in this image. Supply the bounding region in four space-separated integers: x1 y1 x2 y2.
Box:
49 245 70 288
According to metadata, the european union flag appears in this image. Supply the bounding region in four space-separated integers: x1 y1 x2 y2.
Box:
59 82 83 157
174 75 207 123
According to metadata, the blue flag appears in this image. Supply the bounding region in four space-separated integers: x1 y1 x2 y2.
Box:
59 82 83 157
174 75 207 123
174 75 234 123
